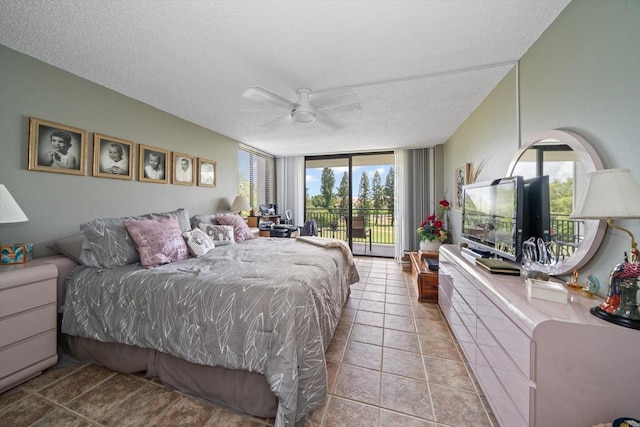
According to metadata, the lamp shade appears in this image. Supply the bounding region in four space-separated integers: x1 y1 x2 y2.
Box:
230 196 251 212
570 169 640 219
0 184 28 223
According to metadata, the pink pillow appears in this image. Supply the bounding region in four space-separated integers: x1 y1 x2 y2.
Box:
215 214 255 243
123 217 189 268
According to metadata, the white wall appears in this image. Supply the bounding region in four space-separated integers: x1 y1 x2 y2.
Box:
0 45 240 257
443 0 640 287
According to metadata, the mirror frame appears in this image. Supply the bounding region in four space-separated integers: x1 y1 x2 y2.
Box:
507 129 607 276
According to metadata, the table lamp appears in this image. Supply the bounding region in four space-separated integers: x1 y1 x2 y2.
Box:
0 184 29 233
230 196 251 217
570 169 640 329
1 184 29 264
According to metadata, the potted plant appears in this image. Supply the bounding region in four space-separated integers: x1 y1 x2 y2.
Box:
417 199 450 251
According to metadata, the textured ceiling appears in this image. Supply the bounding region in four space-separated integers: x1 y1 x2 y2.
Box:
0 0 570 157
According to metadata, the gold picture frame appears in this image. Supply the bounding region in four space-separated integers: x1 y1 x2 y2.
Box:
172 152 195 186
28 117 87 176
138 144 169 184
455 163 470 211
92 133 134 180
198 158 216 188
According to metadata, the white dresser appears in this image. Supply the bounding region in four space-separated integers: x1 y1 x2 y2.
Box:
0 261 58 392
438 245 640 427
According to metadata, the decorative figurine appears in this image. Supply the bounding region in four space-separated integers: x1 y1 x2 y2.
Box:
600 260 640 319
582 274 600 298
566 268 583 290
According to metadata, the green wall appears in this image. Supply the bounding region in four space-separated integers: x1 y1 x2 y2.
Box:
0 45 240 257
444 0 640 285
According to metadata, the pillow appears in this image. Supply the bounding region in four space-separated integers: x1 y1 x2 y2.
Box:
189 211 236 230
198 223 235 245
182 229 215 257
123 217 189 268
48 234 85 264
215 214 255 243
80 208 190 268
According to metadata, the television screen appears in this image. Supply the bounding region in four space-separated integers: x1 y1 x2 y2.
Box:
461 176 524 261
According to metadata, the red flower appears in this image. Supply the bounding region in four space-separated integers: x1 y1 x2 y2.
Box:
426 214 436 222
439 200 450 208
433 220 443 228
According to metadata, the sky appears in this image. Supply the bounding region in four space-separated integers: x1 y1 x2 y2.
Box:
305 164 392 197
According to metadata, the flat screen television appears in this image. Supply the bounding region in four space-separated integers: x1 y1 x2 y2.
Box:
522 175 551 243
461 176 524 261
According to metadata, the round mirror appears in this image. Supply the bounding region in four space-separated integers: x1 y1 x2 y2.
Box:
507 130 606 275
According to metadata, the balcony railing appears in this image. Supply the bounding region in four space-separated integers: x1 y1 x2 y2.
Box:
305 208 395 244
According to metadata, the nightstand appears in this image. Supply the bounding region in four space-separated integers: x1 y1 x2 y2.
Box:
0 261 58 392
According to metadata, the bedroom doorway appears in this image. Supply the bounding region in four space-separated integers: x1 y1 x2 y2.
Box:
304 152 394 257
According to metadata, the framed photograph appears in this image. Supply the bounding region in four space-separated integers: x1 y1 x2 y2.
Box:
172 152 195 186
138 144 169 184
198 158 216 188
28 117 87 175
454 163 470 211
92 133 134 180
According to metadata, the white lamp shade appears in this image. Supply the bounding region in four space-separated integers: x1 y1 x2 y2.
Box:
570 169 640 219
230 196 251 212
0 184 28 223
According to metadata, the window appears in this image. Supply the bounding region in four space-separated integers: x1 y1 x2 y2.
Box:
238 144 274 211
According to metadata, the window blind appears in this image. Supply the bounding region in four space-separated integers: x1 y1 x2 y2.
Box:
238 144 275 211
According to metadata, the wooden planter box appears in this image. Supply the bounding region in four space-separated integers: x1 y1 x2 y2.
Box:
410 251 438 303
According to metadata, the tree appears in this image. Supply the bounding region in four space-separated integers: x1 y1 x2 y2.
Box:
550 177 573 215
320 167 336 208
337 172 350 216
371 170 384 224
310 194 326 208
357 171 370 215
384 167 395 225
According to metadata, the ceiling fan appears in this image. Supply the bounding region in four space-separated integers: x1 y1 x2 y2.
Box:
241 86 360 129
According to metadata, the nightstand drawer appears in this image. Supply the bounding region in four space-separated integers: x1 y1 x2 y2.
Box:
0 278 56 318
0 330 57 379
0 304 57 348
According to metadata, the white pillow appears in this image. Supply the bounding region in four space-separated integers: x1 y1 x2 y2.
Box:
182 228 215 257
198 223 236 245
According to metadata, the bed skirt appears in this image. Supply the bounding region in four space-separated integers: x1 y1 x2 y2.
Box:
65 335 278 418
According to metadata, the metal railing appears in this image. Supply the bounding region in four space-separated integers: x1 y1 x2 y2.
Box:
305 208 394 244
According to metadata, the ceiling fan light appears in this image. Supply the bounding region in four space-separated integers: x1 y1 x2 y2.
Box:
291 109 316 123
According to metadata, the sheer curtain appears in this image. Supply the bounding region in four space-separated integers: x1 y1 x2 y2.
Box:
275 156 305 226
395 148 435 261
394 149 408 261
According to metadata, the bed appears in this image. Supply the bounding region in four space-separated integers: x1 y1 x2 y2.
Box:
50 210 358 427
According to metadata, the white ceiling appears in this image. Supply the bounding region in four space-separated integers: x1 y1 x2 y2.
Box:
0 0 570 157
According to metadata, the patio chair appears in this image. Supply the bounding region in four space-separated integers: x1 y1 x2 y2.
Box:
349 216 372 253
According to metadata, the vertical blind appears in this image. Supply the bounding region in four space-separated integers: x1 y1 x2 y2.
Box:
238 144 275 210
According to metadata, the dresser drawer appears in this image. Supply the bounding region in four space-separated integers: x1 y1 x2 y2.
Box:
476 349 528 427
0 304 57 348
0 279 56 318
477 313 531 423
476 291 531 378
0 330 57 379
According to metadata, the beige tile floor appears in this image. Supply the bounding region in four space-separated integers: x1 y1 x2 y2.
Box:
0 257 498 426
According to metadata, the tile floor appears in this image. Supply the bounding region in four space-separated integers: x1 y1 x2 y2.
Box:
0 257 498 426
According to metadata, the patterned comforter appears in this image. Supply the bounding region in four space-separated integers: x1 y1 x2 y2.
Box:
62 237 358 426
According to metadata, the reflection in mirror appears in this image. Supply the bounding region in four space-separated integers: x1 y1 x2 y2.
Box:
507 130 606 276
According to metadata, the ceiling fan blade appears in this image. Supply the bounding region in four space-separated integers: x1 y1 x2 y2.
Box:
242 86 295 109
261 114 292 131
316 111 346 130
312 90 359 111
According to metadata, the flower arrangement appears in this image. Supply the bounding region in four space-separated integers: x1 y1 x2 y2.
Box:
417 199 450 243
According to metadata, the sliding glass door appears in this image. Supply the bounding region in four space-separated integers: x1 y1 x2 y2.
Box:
305 152 394 257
